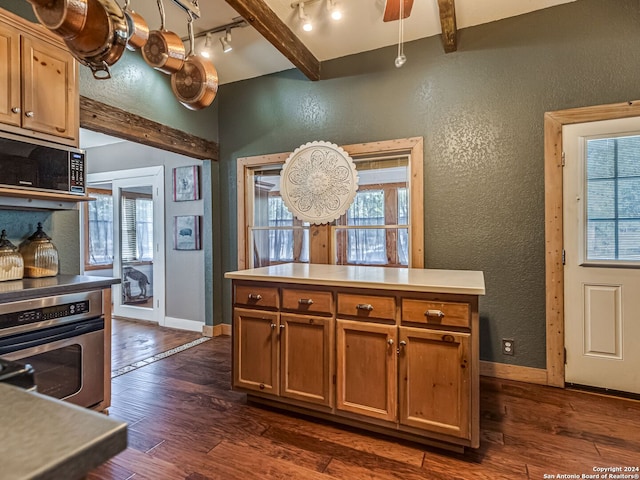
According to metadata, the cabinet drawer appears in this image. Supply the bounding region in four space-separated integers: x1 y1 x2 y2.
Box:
401 298 470 328
337 293 396 320
235 284 279 309
282 288 333 314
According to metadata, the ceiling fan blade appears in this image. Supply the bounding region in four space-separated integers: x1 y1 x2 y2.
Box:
383 0 414 22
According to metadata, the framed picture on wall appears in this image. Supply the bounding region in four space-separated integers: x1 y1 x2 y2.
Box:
173 165 200 201
174 215 201 250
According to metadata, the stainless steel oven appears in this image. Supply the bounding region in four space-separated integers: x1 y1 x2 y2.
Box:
0 290 104 408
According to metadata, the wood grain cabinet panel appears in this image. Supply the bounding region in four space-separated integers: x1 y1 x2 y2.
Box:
235 284 279 309
281 288 333 315
21 35 77 140
337 293 396 320
336 319 397 421
280 313 333 407
402 298 470 328
398 327 471 440
0 22 21 128
233 308 279 395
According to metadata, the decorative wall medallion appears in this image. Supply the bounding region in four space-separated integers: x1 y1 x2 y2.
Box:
280 141 359 224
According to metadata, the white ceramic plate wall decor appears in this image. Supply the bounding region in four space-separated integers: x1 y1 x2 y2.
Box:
280 141 359 224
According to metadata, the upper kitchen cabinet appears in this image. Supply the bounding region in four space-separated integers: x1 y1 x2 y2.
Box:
0 8 78 147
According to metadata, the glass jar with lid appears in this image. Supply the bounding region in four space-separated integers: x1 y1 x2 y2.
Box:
0 230 24 282
19 223 59 278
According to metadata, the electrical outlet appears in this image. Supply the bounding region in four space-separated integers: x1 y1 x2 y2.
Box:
502 338 515 356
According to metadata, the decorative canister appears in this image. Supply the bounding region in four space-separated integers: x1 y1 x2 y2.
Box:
19 223 59 278
0 230 24 282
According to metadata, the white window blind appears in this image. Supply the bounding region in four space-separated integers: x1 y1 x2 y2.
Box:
586 136 640 261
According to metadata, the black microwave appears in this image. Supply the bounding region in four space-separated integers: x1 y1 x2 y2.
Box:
0 132 86 195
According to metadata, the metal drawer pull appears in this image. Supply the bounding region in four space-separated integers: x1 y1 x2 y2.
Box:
298 298 314 305
356 303 374 311
425 309 445 318
248 293 262 301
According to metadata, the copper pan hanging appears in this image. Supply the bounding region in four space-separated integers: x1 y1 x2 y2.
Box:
122 0 149 50
170 13 218 110
27 0 89 39
62 0 128 79
142 0 185 74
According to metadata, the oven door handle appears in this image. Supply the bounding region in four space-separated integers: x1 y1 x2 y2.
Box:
0 318 104 355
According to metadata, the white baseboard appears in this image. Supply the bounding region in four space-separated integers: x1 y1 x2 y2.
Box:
164 316 205 332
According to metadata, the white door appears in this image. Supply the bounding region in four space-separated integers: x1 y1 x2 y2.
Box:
88 167 166 325
563 118 640 394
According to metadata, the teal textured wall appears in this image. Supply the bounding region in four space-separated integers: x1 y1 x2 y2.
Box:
216 0 640 368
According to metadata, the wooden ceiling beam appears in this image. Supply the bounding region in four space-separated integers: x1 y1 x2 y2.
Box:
80 96 219 161
224 0 321 81
437 0 457 53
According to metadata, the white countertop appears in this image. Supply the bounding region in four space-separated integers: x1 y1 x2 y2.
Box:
225 263 485 295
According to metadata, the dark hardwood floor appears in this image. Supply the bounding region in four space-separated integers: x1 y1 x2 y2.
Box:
111 318 203 374
89 333 640 480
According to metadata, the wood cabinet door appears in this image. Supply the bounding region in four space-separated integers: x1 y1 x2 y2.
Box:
336 319 397 421
280 313 333 407
0 22 21 128
21 35 78 140
398 326 471 439
233 308 279 395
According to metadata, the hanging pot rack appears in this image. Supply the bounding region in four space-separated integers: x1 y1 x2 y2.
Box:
171 0 200 19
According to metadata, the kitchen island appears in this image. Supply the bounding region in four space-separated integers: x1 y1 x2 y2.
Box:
0 383 126 480
225 263 485 451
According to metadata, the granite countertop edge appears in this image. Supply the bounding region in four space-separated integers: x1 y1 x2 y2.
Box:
0 384 127 480
0 275 120 303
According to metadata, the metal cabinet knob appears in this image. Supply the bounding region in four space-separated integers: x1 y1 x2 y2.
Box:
280 324 285 330
248 293 262 301
399 340 407 347
25 111 34 118
356 303 374 311
11 107 20 114
270 323 277 329
388 338 394 346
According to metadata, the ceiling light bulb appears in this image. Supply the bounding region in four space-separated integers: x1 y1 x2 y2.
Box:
303 20 313 31
220 29 232 53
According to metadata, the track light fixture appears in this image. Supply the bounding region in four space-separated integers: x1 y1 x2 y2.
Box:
327 0 342 20
200 33 214 58
180 17 247 59
291 0 342 32
220 28 232 53
298 2 313 32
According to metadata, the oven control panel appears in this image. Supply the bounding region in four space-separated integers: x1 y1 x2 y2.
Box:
0 300 91 332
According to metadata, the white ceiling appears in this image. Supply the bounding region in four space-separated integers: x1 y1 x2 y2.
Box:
128 0 576 85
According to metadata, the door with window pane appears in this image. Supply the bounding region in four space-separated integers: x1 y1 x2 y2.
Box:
563 118 640 394
89 168 165 325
